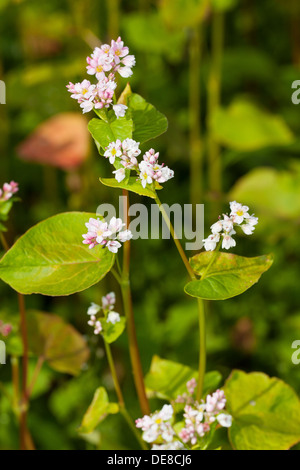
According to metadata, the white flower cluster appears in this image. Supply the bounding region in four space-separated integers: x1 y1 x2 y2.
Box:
136 380 232 450
203 201 258 251
67 37 135 117
82 216 132 252
87 292 121 336
179 390 232 446
104 139 174 188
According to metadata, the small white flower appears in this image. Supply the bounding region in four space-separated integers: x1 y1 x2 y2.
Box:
217 413 232 428
122 138 141 158
80 99 94 114
143 427 159 443
247 215 258 226
159 404 174 421
152 441 184 450
118 229 133 242
241 224 255 235
102 292 116 310
113 104 127 119
87 302 101 316
139 161 153 188
230 201 250 225
104 140 122 164
211 220 223 234
113 168 126 182
94 320 103 335
108 216 125 234
222 215 234 233
106 240 122 253
107 311 121 324
117 66 133 78
203 233 220 251
222 231 236 250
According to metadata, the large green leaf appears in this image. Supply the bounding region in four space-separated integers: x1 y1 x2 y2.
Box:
26 310 89 376
185 252 273 300
211 100 294 151
127 94 168 144
100 177 162 199
0 212 114 296
88 115 133 152
225 370 300 450
78 387 119 434
145 355 222 400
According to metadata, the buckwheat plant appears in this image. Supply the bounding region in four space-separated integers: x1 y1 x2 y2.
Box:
2 36 299 452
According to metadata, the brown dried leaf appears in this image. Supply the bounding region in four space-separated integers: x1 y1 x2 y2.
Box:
17 113 90 170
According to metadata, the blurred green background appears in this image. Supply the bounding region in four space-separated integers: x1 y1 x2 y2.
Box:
0 0 300 450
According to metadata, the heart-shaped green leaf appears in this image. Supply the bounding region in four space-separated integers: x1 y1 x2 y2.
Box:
26 310 89 376
78 387 119 434
185 252 273 300
145 355 222 400
88 115 133 152
100 177 162 199
127 94 168 144
102 317 126 344
225 370 300 450
0 212 114 296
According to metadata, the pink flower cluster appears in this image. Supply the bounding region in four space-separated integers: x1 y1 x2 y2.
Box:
87 292 121 336
82 216 132 253
104 139 174 188
67 37 134 117
136 380 232 450
104 138 141 177
0 320 12 337
139 149 174 189
175 378 197 405
0 181 18 202
203 201 258 251
67 77 118 114
86 37 135 79
178 389 232 446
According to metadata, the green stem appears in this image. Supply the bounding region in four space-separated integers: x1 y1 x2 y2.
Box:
111 267 122 284
121 189 150 416
0 232 31 450
154 193 206 399
120 407 148 450
104 341 124 406
104 341 148 450
0 232 9 251
18 292 29 450
11 356 20 414
196 299 206 402
207 12 224 197
26 357 44 400
106 0 120 40
154 194 196 280
189 25 203 207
